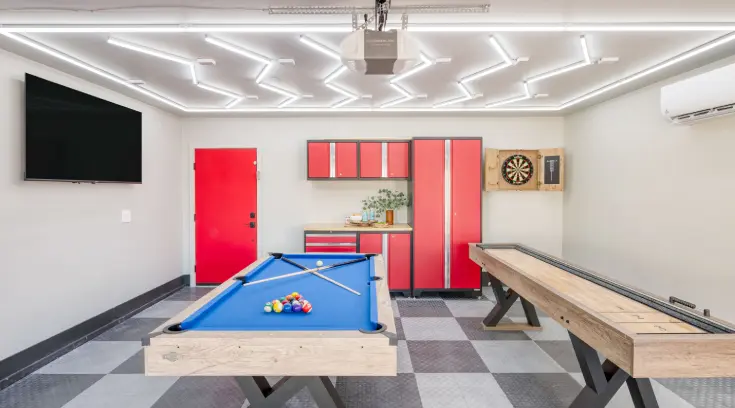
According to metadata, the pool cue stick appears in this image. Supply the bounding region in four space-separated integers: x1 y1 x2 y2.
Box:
239 269 313 287
308 270 361 295
279 256 366 295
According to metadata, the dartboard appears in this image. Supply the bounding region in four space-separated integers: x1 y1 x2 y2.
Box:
501 154 534 185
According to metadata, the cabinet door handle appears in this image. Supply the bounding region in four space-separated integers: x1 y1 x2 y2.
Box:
249 222 256 228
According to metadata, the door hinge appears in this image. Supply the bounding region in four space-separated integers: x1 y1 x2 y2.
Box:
193 163 196 170
193 214 196 221
194 265 196 272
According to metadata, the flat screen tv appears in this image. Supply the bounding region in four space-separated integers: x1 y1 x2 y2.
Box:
24 73 142 183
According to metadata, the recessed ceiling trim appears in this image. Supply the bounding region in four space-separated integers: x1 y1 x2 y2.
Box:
2 23 735 33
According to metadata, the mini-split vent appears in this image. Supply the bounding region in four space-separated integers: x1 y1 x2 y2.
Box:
661 61 735 125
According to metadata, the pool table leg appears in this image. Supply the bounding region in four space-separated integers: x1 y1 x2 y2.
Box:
235 376 345 408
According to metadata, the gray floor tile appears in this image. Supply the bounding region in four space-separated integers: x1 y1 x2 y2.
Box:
62 374 178 408
455 317 531 341
134 301 193 318
657 378 733 408
444 299 495 317
401 317 469 341
94 318 167 341
397 299 453 317
110 350 144 374
165 287 214 301
494 373 581 408
336 373 422 408
416 373 514 408
408 341 489 373
472 340 565 373
151 376 246 408
397 340 414 374
0 374 103 408
535 341 580 372
37 341 141 374
511 317 570 341
395 317 405 340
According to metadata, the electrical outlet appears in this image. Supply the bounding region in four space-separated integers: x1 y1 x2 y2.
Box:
121 210 132 223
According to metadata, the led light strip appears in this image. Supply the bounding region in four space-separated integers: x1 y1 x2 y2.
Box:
107 37 191 65
205 35 275 85
299 35 341 60
389 53 433 84
5 31 735 112
2 23 735 33
459 36 522 84
527 36 593 84
433 82 480 108
324 66 348 84
1 32 186 110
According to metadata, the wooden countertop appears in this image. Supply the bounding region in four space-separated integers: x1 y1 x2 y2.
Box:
304 223 413 232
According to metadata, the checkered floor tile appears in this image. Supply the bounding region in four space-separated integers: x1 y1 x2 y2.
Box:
1 287 732 408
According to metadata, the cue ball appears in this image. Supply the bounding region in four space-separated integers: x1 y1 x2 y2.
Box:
316 260 323 267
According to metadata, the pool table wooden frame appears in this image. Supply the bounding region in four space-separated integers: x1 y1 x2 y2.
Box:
144 255 396 377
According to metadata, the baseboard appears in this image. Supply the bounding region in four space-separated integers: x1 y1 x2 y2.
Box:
0 276 185 391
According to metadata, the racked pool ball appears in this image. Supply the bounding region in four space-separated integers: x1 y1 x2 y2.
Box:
283 303 292 313
273 302 283 313
302 303 313 313
293 304 302 313
264 303 273 313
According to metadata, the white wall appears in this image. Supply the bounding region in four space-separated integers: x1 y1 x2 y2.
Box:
564 63 735 323
182 116 565 280
0 50 183 360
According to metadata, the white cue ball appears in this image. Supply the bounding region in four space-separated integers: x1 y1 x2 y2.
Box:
316 260 323 267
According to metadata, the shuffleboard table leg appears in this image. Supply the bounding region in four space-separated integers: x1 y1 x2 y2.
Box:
235 376 346 408
569 333 660 408
481 276 543 331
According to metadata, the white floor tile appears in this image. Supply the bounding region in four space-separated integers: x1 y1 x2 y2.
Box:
61 374 178 408
401 318 469 341
37 342 141 374
416 373 513 408
472 340 566 373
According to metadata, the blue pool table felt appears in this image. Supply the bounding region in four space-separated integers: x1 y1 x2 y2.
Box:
180 254 378 331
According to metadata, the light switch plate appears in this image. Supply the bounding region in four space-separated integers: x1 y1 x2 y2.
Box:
121 210 132 223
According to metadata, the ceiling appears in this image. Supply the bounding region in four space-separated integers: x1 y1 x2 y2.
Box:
1 1 735 116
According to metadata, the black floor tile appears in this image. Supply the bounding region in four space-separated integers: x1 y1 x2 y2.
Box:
455 317 531 341
395 317 405 340
165 287 214 301
657 378 735 408
151 376 246 408
407 341 489 373
396 300 453 317
110 350 144 374
0 374 103 408
336 374 422 408
494 373 582 408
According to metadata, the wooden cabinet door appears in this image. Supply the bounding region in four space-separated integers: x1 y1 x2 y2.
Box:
450 139 482 290
387 142 410 178
412 139 445 290
335 142 357 178
359 142 382 178
307 142 330 179
388 233 411 291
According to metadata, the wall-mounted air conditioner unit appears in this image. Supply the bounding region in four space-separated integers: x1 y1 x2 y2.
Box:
661 62 735 125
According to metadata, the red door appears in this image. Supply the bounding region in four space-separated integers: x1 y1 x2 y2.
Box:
195 148 258 284
387 142 409 178
308 142 330 178
359 233 383 254
412 140 445 290
359 143 382 178
388 233 411 290
450 139 482 289
335 142 358 178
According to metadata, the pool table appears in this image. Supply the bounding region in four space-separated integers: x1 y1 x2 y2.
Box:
143 253 396 408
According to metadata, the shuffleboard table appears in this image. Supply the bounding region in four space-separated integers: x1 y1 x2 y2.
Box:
143 253 396 408
470 243 735 408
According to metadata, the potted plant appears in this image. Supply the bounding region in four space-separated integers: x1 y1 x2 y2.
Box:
362 189 409 225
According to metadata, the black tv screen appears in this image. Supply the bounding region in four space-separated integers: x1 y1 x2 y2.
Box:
25 74 142 183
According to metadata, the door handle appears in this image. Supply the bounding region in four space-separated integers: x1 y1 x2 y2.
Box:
249 222 256 228
250 212 256 219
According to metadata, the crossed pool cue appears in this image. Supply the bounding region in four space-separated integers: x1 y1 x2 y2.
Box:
237 255 369 296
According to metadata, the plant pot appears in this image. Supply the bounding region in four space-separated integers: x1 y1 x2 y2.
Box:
385 209 394 225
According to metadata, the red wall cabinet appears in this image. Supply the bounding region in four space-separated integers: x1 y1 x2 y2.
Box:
387 142 410 178
309 140 409 180
335 142 357 178
307 142 331 179
304 233 357 253
411 138 482 296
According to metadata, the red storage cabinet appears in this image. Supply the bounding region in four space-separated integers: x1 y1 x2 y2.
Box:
304 233 357 253
359 143 382 178
335 142 357 178
358 233 382 254
388 233 411 293
411 138 482 297
411 139 446 290
307 142 330 179
387 142 410 178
